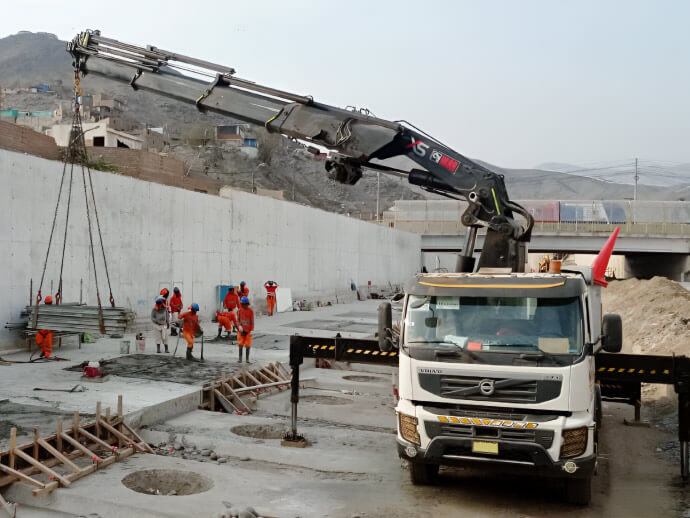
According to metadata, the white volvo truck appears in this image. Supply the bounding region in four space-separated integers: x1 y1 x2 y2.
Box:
394 261 622 505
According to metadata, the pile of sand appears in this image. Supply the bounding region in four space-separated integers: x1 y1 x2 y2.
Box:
602 277 690 356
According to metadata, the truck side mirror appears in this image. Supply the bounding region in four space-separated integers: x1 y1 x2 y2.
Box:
601 314 622 353
378 302 394 352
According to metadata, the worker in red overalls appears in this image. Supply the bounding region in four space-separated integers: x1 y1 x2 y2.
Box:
222 285 240 313
169 287 183 336
36 296 54 358
237 296 254 363
177 303 202 361
239 281 249 299
216 309 238 339
264 280 278 316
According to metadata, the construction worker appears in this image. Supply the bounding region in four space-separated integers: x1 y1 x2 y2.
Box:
151 296 170 353
169 287 183 336
178 303 202 361
216 309 238 338
237 296 254 363
264 280 278 316
36 296 54 358
223 285 240 312
239 281 249 299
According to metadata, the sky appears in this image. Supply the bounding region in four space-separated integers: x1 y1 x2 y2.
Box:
2 0 689 170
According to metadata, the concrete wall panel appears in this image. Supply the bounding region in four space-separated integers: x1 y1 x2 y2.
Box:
0 149 421 349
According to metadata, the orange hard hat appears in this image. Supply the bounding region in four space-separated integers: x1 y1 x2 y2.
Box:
44 296 53 304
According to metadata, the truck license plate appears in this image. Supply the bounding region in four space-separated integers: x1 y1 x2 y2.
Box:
472 441 499 454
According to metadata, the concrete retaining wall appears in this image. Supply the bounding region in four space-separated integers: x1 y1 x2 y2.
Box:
0 149 421 349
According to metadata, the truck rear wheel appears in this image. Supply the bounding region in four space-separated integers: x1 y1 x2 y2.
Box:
565 477 591 505
409 461 439 485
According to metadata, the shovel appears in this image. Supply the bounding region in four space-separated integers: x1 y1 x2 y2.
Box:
34 384 86 393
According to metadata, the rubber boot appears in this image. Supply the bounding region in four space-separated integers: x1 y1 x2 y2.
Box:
157 344 161 354
171 327 177 336
238 347 243 363
164 344 169 353
245 347 251 363
186 348 199 362
217 327 222 338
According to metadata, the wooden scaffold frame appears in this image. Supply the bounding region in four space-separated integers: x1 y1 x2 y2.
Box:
0 395 153 516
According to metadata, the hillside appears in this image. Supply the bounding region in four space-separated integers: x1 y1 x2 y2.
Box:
1 31 688 214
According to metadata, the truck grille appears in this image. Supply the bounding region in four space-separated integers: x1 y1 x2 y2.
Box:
425 421 554 449
418 373 561 404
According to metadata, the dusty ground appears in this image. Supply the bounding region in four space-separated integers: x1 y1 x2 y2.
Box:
1 292 689 517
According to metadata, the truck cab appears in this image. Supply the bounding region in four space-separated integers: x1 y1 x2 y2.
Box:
394 269 622 505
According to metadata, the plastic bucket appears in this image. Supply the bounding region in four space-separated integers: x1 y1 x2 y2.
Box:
120 340 131 355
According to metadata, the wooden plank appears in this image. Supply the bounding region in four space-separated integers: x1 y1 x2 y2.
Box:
73 412 79 439
56 419 63 454
244 371 263 388
209 382 216 412
78 427 115 453
0 463 46 489
32 447 136 497
8 429 15 470
222 382 252 413
261 367 282 383
37 439 81 473
33 428 40 460
214 389 239 414
59 433 99 461
231 376 247 388
0 490 15 518
98 420 143 453
276 362 292 379
119 423 155 454
253 369 274 384
117 395 123 418
95 402 101 439
13 449 70 487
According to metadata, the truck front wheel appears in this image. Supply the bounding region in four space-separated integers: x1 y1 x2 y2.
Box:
565 477 591 505
409 461 439 485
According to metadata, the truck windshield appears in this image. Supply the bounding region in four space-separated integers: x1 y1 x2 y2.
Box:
404 295 584 365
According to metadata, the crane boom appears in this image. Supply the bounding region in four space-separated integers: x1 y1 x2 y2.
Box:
68 30 533 271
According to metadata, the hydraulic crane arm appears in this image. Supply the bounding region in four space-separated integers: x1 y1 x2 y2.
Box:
68 30 533 271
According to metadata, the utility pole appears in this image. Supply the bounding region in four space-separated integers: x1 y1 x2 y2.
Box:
634 158 639 201
376 171 380 222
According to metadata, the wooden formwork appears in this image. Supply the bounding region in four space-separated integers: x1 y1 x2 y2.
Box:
0 395 153 509
205 362 292 414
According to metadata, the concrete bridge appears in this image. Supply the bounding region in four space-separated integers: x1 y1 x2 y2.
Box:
380 200 690 280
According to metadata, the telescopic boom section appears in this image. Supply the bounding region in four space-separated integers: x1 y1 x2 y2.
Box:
68 30 533 271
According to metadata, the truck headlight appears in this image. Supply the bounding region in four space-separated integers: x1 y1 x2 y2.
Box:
398 413 420 445
560 427 588 458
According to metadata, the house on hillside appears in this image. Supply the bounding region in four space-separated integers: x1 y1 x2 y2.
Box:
0 107 62 132
47 118 143 149
215 123 258 157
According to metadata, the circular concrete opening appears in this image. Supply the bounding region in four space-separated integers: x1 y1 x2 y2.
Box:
300 395 350 405
122 469 213 496
231 424 285 439
342 375 380 382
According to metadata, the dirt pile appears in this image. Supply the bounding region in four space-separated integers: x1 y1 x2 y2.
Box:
602 277 690 356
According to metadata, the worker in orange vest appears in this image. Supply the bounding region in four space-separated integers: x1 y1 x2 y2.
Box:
264 280 278 316
237 296 254 363
169 287 183 336
223 285 240 313
239 281 249 299
36 296 54 358
177 303 202 361
216 309 238 339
